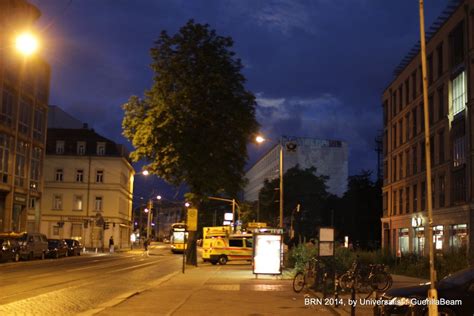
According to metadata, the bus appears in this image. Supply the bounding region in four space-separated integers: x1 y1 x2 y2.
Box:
170 223 188 253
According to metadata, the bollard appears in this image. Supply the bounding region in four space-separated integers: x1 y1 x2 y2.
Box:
334 272 339 307
95 248 98 254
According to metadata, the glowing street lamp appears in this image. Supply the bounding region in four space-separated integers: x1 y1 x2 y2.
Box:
15 32 39 56
142 170 149 176
185 202 190 208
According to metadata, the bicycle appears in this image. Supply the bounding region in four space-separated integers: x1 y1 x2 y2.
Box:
338 261 392 299
293 257 319 293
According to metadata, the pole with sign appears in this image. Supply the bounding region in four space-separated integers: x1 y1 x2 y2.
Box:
186 208 198 267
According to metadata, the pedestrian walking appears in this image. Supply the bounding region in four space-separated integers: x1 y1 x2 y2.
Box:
142 238 149 257
109 236 114 253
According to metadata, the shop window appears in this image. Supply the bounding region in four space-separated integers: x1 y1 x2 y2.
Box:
413 227 425 256
450 224 467 249
398 228 409 254
433 225 444 251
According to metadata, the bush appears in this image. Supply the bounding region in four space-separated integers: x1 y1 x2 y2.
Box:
287 243 318 272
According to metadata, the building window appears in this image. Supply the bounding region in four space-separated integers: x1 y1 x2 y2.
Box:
392 157 396 182
56 141 64 154
429 135 434 166
398 228 409 254
398 121 403 145
30 147 41 190
433 225 444 251
15 141 28 187
77 141 86 155
0 87 15 127
453 136 465 167
398 86 403 111
450 21 464 67
33 108 45 142
393 190 397 215
76 169 84 182
412 71 417 99
438 130 444 164
421 181 426 211
29 197 36 209
18 97 32 135
405 79 409 105
437 42 443 78
392 125 397 149
450 224 467 249
0 134 11 184
55 169 63 182
412 108 417 136
452 71 466 116
413 184 418 212
420 104 425 132
453 169 466 202
437 85 444 121
95 196 103 212
413 227 425 256
53 226 59 236
411 147 417 177
405 114 410 142
399 187 403 214
399 153 403 180
383 101 388 127
428 95 434 125
405 187 410 214
53 195 62 210
439 175 445 207
96 170 104 183
428 54 433 84
97 142 105 156
73 195 83 211
405 150 409 177
420 141 425 171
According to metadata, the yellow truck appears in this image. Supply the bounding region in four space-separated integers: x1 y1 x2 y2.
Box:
204 233 253 265
202 226 231 262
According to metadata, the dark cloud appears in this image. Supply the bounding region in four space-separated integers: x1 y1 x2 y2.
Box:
31 0 449 188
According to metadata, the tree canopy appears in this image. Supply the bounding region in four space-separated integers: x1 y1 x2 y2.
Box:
258 165 330 237
122 20 259 199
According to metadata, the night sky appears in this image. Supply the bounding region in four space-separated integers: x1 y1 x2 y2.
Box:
30 0 449 198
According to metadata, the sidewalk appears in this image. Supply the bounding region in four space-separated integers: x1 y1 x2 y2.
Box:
90 264 338 316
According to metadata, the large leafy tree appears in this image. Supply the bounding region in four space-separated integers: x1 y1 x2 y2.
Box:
122 20 259 200
258 166 330 238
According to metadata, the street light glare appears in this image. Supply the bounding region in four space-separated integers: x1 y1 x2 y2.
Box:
185 202 190 207
15 32 39 56
157 195 162 200
144 208 149 213
255 135 265 143
142 170 149 176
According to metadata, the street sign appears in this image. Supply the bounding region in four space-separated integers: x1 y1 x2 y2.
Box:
186 208 198 231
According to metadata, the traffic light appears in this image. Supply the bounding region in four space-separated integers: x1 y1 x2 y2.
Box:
103 222 110 230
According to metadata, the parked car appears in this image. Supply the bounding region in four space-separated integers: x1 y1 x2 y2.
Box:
377 267 474 316
0 237 20 262
0 232 48 260
46 239 69 259
64 239 82 256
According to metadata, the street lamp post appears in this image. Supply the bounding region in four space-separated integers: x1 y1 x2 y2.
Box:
256 135 284 228
418 1 438 314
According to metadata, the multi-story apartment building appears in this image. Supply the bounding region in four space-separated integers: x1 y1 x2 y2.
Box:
381 0 472 255
0 1 50 232
40 127 134 250
244 137 348 201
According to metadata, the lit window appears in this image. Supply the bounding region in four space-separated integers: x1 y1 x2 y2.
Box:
53 195 62 210
451 71 466 116
95 196 103 211
433 225 444 250
56 141 65 154
74 195 83 211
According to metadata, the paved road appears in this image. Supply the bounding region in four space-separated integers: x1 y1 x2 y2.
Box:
0 244 181 315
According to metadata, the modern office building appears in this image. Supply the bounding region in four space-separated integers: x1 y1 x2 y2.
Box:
381 0 472 255
40 126 135 250
0 0 50 232
244 137 348 202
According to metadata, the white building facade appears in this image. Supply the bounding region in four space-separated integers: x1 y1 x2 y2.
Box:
40 128 134 250
244 137 348 201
